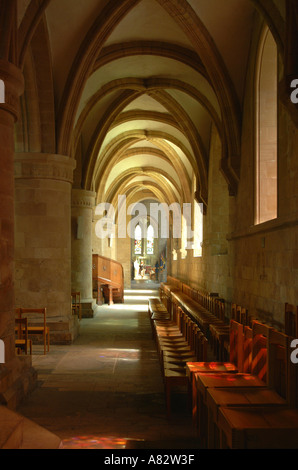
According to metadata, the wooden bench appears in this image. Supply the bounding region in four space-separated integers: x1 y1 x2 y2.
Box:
159 277 182 313
160 278 226 342
170 290 224 338
16 308 49 355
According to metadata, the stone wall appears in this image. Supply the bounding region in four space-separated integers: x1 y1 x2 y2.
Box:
168 17 298 328
171 125 231 301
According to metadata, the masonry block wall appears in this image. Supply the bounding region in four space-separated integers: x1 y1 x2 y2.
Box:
169 17 298 327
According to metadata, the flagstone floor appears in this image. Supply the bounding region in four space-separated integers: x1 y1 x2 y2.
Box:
17 281 201 450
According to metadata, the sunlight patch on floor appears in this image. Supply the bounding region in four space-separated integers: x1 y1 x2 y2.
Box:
61 436 144 449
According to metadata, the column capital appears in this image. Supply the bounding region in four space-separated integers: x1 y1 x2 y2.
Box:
14 153 76 184
0 59 24 121
71 189 97 210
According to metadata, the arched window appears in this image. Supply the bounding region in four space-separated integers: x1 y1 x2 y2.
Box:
147 225 154 255
194 200 203 257
134 225 142 255
255 27 278 224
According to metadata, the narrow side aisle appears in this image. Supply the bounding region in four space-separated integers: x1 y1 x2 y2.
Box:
17 288 200 449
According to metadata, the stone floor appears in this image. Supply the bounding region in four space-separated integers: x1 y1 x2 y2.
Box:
17 281 201 450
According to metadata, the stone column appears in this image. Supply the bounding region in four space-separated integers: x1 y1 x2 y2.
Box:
14 153 77 344
71 189 96 318
0 60 36 408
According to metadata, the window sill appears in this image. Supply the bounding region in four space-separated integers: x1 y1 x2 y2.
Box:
227 213 298 241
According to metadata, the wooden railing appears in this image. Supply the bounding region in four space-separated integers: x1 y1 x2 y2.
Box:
92 254 124 306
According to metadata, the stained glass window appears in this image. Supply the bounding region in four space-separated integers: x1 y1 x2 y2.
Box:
147 225 154 255
134 225 142 255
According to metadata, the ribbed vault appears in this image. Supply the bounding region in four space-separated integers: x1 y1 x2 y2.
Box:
16 0 290 210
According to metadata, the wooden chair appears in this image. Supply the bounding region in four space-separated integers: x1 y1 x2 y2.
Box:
242 325 253 372
162 321 203 369
17 308 49 355
206 325 292 448
152 303 209 418
158 311 198 368
71 292 82 321
285 303 298 338
193 321 272 446
15 318 32 355
267 328 297 407
163 326 208 418
209 300 230 359
148 298 170 338
231 304 249 326
186 320 242 426
218 406 298 449
215 327 298 448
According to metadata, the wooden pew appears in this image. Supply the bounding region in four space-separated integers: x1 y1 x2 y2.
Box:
160 278 228 347
170 290 224 338
92 254 124 306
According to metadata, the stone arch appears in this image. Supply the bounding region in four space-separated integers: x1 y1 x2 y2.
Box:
15 14 56 154
93 129 192 202
155 0 242 195
56 0 142 157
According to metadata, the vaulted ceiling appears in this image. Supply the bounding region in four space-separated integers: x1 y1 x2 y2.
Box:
16 0 286 210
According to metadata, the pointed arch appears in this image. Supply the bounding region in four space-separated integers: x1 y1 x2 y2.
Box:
155 0 242 195
255 26 278 224
56 0 142 157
